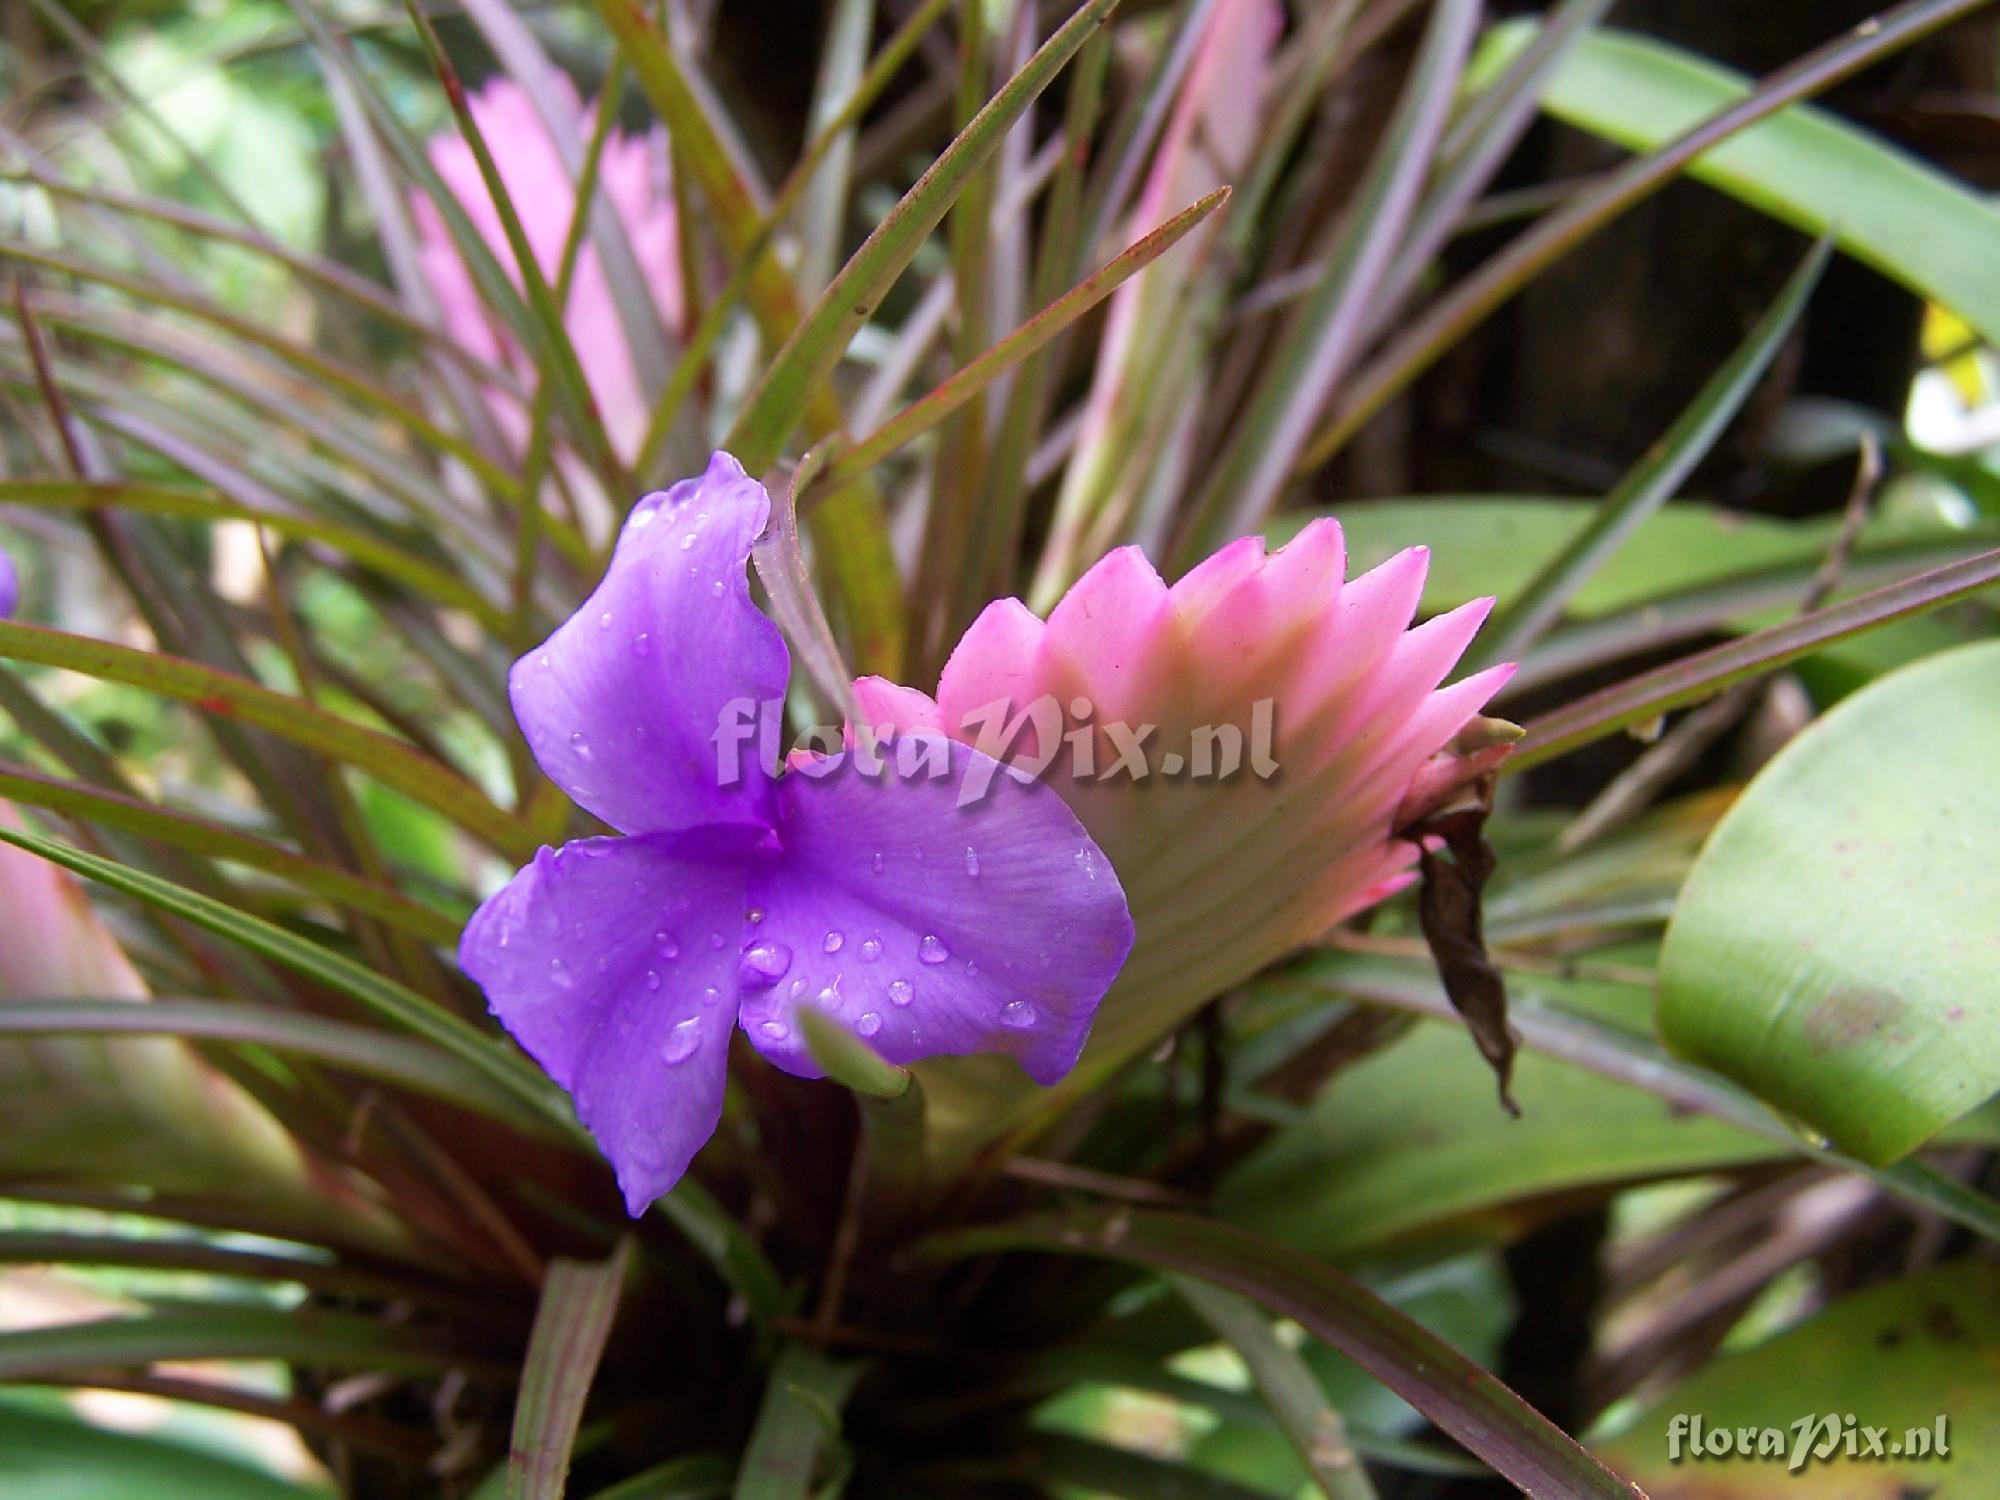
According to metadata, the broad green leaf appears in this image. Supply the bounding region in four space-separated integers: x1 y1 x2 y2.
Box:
1589 1261 2000 1495
1220 963 1775 1260
510 1242 632 1500
0 1397 328 1500
1476 21 2000 346
923 1209 1638 1497
1659 641 2000 1164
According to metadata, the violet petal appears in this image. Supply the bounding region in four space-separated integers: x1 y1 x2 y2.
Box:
736 737 1134 1086
509 452 787 837
460 834 746 1215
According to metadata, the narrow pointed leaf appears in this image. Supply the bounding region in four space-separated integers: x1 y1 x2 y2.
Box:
0 823 569 1128
1466 235 1832 671
511 1241 633 1500
817 187 1230 492
0 621 533 857
1510 548 2000 771
923 1210 1641 1497
723 0 1122 472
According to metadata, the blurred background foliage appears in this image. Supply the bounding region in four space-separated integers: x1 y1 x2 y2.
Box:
1 0 1998 1497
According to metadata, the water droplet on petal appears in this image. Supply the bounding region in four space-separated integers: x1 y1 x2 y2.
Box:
856 1011 883 1037
538 653 552 669
747 907 765 925
789 977 807 998
710 579 725 597
549 957 572 988
966 960 980 977
999 1000 1038 1030
859 937 882 963
964 846 980 877
680 532 698 551
758 1019 789 1041
569 731 591 759
870 851 885 875
654 930 680 960
702 986 721 1006
631 632 652 656
598 611 613 629
661 1017 700 1064
709 932 725 950
644 969 661 991
919 934 949 965
740 942 792 989
822 930 844 954
888 979 914 1007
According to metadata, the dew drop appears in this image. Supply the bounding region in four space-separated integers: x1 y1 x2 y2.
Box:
710 579 725 597
631 632 652 656
598 611 613 629
822 930 844 954
758 1019 789 1041
680 532 698 551
538 653 552 669
870 851 885 875
644 969 661 991
856 1011 883 1037
549 957 572 988
859 937 882 964
629 507 655 529
789 977 807 999
966 960 980 977
654 929 680 960
740 941 792 989
661 1017 700 1064
999 1000 1038 1030
701 985 721 1006
919 934 950 965
887 979 914 1007
964 846 980 878
708 931 726 950
569 731 591 759
747 907 765 925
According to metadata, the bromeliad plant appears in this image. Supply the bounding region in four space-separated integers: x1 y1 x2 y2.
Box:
2 1 1999 1498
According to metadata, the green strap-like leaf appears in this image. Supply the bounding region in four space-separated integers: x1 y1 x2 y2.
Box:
0 823 570 1131
731 1342 862 1500
0 1305 509 1380
922 1210 1640 1497
1171 1276 1380 1500
0 998 533 1127
1511 547 2000 771
0 620 534 858
1466 235 1832 671
510 1241 633 1500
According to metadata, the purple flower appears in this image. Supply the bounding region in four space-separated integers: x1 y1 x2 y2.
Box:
460 454 1134 1214
0 545 16 618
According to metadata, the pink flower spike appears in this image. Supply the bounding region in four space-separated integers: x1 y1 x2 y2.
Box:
862 520 1517 1149
413 77 682 470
